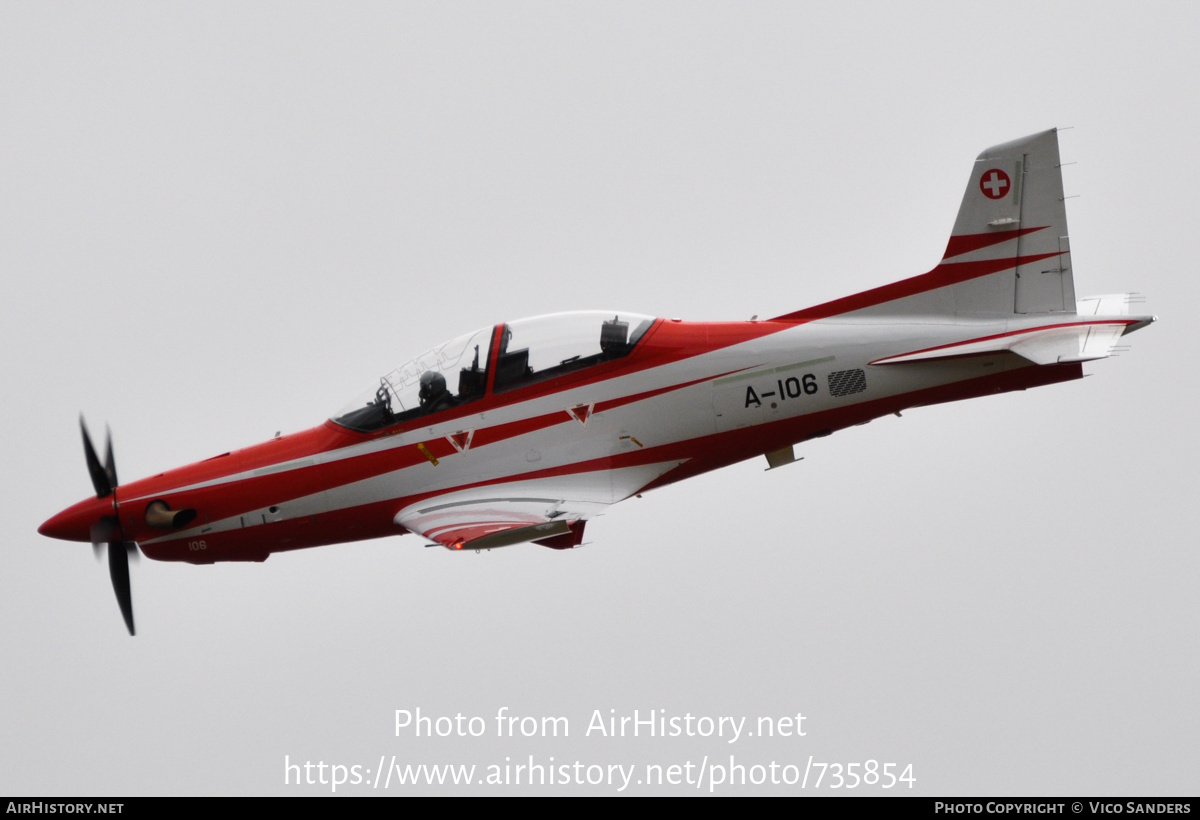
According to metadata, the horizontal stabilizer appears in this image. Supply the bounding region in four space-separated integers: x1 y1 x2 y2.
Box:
871 318 1152 367
1077 293 1156 334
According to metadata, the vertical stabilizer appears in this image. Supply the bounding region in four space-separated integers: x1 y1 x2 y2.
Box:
942 128 1075 316
773 129 1079 323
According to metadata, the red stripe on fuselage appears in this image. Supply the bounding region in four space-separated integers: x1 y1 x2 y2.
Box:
770 251 1064 324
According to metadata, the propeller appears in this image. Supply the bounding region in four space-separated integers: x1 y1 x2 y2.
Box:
80 416 137 636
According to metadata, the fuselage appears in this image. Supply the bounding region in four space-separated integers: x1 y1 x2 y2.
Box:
40 310 1103 563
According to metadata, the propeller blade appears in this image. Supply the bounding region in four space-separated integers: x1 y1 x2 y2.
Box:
103 426 118 491
80 417 113 499
107 539 136 636
90 517 117 560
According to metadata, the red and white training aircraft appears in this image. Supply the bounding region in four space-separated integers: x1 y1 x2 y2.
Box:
40 129 1154 635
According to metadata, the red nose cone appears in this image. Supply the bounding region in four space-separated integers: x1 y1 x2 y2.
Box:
38 495 115 542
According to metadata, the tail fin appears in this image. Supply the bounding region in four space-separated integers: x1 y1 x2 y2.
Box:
943 128 1075 315
775 129 1077 322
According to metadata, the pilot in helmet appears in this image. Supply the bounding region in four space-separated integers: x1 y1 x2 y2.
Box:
418 371 454 412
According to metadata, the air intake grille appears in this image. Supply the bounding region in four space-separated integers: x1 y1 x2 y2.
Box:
827 368 866 397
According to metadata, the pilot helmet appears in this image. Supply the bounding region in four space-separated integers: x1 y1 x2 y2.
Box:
418 371 448 403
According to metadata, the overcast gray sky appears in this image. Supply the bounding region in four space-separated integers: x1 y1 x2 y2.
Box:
2 1 1195 795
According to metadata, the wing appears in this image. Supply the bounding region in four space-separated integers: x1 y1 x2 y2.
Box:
394 461 684 551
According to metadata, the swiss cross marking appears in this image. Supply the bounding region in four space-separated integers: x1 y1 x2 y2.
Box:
979 169 1011 200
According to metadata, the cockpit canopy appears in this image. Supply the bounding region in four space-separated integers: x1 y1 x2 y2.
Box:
332 311 657 433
